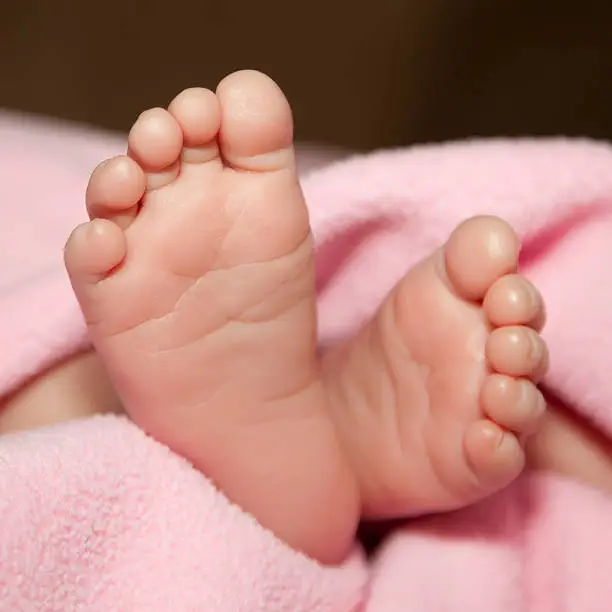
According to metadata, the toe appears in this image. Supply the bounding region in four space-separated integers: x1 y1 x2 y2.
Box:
483 274 546 330
216 70 295 171
443 216 521 301
86 156 146 228
65 219 126 285
486 325 549 379
128 107 183 190
168 87 221 163
481 374 547 434
464 420 525 488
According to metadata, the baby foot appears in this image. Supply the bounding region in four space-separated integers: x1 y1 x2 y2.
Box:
65 70 359 563
324 216 548 519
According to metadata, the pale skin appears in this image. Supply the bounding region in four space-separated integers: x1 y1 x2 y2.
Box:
2 70 611 565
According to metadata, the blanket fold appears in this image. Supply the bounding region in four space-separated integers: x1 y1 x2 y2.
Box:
0 416 366 611
1 114 611 610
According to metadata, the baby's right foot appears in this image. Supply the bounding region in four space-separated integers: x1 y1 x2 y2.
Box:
65 70 548 564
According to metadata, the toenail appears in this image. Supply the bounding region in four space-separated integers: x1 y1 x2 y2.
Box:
87 218 107 238
533 389 547 420
488 233 505 259
522 281 540 311
528 332 543 362
481 421 505 449
518 380 546 420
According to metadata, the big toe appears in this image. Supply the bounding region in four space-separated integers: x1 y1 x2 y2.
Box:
444 216 521 301
216 70 295 171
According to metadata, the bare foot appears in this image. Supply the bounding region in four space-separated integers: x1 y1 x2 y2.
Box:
65 70 548 562
65 71 359 563
324 216 549 519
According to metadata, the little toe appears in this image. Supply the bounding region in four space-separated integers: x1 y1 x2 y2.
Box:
443 216 521 301
487 325 549 379
127 107 183 190
216 70 296 172
65 219 126 286
464 420 525 488
483 274 546 330
168 87 221 164
481 374 547 434
86 156 146 228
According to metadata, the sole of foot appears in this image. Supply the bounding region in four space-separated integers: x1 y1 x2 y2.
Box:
324 215 548 519
65 70 359 564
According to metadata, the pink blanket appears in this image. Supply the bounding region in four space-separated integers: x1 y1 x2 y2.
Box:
1 112 612 610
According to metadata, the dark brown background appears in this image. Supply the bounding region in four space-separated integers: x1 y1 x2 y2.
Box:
2 0 611 150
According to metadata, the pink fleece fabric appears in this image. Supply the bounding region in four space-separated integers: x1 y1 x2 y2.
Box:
1 111 612 610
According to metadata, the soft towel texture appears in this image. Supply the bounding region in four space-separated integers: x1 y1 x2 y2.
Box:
1 112 612 610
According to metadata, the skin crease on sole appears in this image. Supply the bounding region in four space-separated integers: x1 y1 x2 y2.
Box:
1 70 585 565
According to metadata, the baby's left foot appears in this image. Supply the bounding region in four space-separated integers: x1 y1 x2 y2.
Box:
323 216 549 521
